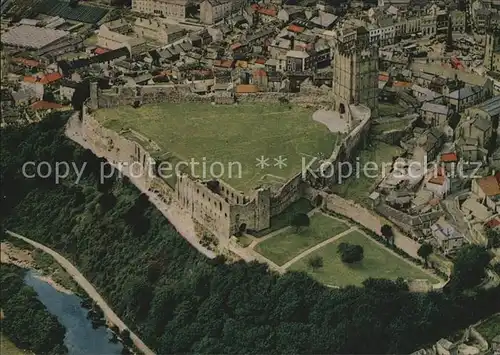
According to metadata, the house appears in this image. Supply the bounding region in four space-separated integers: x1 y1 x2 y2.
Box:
440 152 458 171
472 174 500 211
445 85 489 113
97 24 146 55
462 197 494 222
286 50 312 72
277 7 304 24
132 0 191 21
424 167 450 197
457 116 493 148
21 72 63 100
420 102 451 127
200 0 233 25
59 79 79 102
412 84 442 103
212 82 233 104
412 127 445 166
465 95 500 129
430 217 465 255
134 18 186 44
310 10 338 29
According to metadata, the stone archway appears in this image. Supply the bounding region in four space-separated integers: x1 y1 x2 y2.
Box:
339 103 346 114
239 223 247 233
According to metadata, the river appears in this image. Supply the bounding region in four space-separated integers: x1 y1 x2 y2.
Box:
24 270 123 355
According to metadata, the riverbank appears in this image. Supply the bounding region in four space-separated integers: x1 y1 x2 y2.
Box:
1 264 67 354
1 240 74 295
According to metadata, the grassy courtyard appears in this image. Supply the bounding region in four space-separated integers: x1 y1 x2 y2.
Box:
252 198 314 237
289 231 439 287
254 213 350 266
95 103 337 192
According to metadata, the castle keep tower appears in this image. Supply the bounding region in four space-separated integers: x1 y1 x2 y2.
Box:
333 25 379 119
484 28 500 73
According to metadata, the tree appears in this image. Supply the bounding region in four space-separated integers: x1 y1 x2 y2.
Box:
337 242 364 263
449 245 491 292
307 256 323 270
291 213 310 232
417 243 433 267
381 224 394 245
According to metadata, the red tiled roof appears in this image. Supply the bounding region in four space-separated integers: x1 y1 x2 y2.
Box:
31 101 65 110
257 7 276 16
255 58 266 65
428 175 446 186
288 24 305 33
236 84 259 93
440 152 458 163
231 43 242 50
253 69 267 77
214 60 233 68
378 74 389 81
12 57 41 68
393 81 412 87
477 175 500 196
94 47 109 55
487 218 500 228
428 198 441 206
23 72 62 85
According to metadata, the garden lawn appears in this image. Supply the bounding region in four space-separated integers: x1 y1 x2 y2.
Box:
94 103 337 193
289 230 440 287
255 213 350 266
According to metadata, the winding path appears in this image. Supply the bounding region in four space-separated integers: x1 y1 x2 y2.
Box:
5 230 155 355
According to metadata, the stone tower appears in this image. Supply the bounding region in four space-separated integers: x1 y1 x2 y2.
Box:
484 29 500 72
333 25 379 120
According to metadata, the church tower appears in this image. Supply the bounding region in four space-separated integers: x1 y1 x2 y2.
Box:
333 25 379 121
485 28 500 72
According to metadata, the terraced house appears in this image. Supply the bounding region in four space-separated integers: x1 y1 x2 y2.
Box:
132 0 191 20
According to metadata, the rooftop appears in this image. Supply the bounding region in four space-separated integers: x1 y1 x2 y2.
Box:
1 25 69 49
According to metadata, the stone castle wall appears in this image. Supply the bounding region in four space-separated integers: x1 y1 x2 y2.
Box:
82 86 373 245
270 173 305 216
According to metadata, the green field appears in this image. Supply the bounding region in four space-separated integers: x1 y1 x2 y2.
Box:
95 103 337 192
331 140 402 205
255 213 350 266
290 231 439 287
476 314 500 342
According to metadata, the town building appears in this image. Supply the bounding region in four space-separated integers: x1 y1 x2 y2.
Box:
200 0 232 25
430 217 465 255
134 18 186 44
420 102 451 127
132 0 191 21
484 29 500 73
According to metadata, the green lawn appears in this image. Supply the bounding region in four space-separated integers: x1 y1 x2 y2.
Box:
251 198 314 237
379 102 408 117
372 119 411 134
255 213 350 266
95 103 337 193
290 231 439 287
476 314 500 342
331 141 402 205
